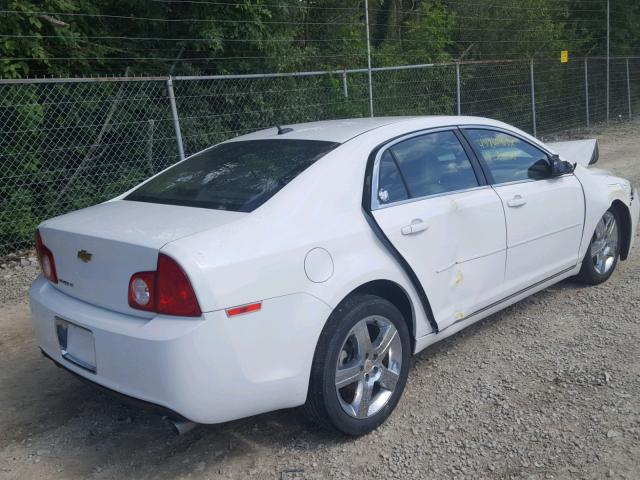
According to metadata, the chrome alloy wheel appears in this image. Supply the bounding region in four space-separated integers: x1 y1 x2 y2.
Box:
591 211 619 275
334 316 403 419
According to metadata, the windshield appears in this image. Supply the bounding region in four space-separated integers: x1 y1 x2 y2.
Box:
126 139 338 212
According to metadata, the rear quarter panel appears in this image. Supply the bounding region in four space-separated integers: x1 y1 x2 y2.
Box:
163 135 436 340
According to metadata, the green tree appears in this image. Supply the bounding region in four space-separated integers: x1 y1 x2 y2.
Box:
0 0 111 78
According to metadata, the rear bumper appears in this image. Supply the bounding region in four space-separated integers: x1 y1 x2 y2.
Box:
29 276 331 424
40 348 190 421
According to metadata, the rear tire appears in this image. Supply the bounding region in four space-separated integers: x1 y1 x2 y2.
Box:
305 294 410 436
577 208 621 285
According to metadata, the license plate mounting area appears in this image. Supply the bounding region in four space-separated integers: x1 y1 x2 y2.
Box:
55 317 97 373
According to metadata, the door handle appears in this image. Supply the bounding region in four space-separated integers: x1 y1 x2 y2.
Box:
507 194 527 208
401 219 429 235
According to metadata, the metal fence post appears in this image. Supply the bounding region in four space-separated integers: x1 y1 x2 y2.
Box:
342 70 349 98
530 59 537 137
364 0 374 117
584 57 590 127
456 62 461 116
627 58 632 119
166 77 185 161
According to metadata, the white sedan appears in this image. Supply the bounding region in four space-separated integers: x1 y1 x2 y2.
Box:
30 116 638 436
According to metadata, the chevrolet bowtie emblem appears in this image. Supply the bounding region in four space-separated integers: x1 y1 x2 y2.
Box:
77 250 93 263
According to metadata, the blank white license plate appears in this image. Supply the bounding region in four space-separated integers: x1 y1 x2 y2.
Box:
55 317 97 373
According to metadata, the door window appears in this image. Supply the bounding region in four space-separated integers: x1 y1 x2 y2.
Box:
464 129 551 184
377 131 479 205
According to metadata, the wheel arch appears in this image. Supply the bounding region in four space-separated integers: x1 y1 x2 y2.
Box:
337 279 417 351
611 199 632 261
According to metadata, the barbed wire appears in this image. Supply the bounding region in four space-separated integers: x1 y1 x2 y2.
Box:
147 0 363 10
0 10 362 26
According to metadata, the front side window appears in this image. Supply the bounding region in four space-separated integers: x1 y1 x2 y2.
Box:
126 139 338 212
464 129 551 183
377 130 479 205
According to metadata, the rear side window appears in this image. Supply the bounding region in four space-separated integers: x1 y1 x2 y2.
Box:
126 139 338 212
464 129 550 183
377 151 409 204
377 130 478 204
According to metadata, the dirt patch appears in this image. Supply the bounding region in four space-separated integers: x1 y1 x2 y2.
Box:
1 120 639 480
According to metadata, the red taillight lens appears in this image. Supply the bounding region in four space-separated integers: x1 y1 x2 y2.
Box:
128 254 201 317
157 254 201 317
128 272 155 312
35 229 58 283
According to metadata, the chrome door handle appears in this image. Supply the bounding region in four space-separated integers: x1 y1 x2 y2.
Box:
507 194 527 208
401 219 429 235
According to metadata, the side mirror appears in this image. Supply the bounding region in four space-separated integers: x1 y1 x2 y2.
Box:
550 154 575 177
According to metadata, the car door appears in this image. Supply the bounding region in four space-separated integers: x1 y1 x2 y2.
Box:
371 129 507 332
462 128 585 293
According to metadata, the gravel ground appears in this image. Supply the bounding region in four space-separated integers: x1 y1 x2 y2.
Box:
0 250 38 305
1 120 639 480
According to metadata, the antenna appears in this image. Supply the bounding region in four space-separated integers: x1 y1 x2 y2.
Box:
276 125 294 135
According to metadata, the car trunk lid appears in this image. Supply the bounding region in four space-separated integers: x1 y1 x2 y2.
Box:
38 200 245 316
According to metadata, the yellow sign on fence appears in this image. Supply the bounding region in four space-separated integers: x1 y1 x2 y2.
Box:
561 50 569 63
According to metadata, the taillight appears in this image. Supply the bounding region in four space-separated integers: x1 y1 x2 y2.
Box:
156 254 201 317
35 229 58 283
128 254 201 317
128 272 155 312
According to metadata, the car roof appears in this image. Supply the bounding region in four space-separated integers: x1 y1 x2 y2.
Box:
224 116 512 144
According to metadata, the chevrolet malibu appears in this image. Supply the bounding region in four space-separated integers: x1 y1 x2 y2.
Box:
30 116 639 436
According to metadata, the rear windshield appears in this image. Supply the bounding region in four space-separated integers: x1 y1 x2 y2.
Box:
126 139 338 212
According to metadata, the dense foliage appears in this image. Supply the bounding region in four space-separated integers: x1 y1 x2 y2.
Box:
1 0 638 78
0 1 638 253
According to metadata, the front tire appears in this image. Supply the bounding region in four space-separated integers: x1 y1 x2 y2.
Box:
305 294 410 436
577 208 621 285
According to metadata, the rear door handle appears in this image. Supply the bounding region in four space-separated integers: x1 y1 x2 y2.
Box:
507 194 527 208
401 219 429 235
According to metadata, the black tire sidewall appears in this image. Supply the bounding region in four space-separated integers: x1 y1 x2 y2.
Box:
314 294 411 436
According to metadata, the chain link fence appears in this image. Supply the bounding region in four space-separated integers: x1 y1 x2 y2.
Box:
1 57 639 254
460 60 534 133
